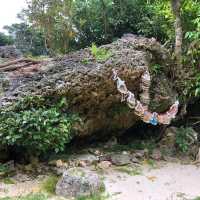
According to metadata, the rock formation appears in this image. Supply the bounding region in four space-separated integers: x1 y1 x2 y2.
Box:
0 34 178 137
56 168 103 198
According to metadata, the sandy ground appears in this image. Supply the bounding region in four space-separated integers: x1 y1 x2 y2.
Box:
0 174 43 198
0 161 200 200
104 162 200 200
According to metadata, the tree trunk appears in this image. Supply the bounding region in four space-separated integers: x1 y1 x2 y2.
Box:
171 0 183 65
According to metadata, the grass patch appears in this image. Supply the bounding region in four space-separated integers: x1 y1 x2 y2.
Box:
41 175 59 194
115 166 142 176
76 182 106 200
144 159 157 168
76 193 109 200
2 177 15 184
0 193 47 200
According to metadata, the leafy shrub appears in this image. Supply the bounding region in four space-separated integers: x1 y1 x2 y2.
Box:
175 127 196 153
0 96 80 156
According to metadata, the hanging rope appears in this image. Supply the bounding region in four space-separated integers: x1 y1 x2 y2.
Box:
112 69 179 125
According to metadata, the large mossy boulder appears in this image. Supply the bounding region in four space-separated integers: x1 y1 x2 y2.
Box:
0 34 177 137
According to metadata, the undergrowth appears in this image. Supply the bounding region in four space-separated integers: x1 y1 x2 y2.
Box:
90 43 112 62
41 176 59 195
0 194 47 200
76 194 108 200
175 126 196 153
0 96 80 157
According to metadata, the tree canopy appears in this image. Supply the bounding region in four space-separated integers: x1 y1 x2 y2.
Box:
1 0 199 57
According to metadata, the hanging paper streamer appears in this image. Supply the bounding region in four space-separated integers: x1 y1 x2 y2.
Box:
112 69 179 125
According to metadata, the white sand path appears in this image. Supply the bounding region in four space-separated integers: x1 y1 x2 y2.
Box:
104 162 200 200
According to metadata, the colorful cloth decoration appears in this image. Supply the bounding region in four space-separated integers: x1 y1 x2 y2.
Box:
112 69 179 125
149 113 158 126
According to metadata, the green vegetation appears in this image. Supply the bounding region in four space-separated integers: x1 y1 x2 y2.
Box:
0 164 9 174
0 96 80 157
0 194 47 200
76 195 107 200
74 183 106 200
76 192 108 200
2 0 197 57
41 176 59 195
4 23 46 56
192 197 200 200
90 43 112 62
145 159 157 169
2 177 15 185
0 32 14 46
175 127 196 153
150 64 163 75
0 193 108 200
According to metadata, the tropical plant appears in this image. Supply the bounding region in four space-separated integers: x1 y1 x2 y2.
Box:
175 126 196 153
0 96 80 156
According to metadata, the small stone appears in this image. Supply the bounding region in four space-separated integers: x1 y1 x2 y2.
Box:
98 161 112 169
151 149 162 160
122 151 129 155
110 153 131 166
163 156 179 163
131 156 140 163
134 150 147 158
71 154 99 166
99 154 112 162
88 148 102 156
56 160 65 168
78 160 87 168
56 168 103 198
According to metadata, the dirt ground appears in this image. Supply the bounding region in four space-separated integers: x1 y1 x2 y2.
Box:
104 161 200 200
0 160 200 200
